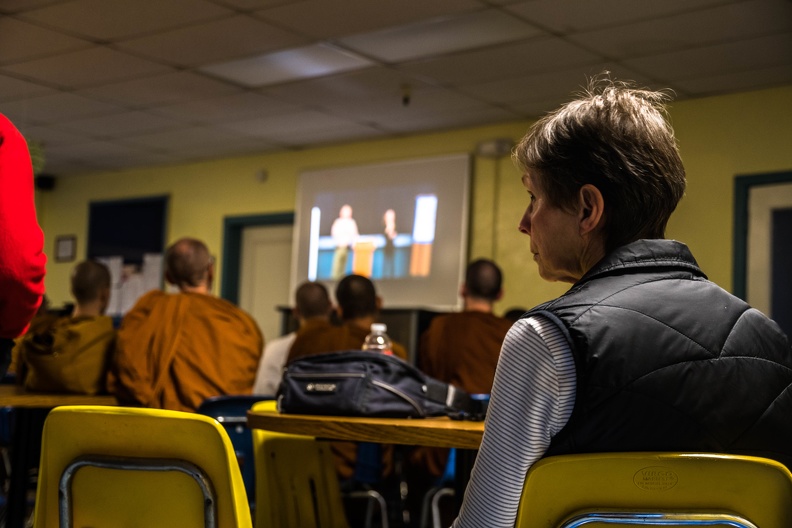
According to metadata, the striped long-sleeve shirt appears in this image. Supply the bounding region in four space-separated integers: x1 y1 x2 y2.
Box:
451 315 577 528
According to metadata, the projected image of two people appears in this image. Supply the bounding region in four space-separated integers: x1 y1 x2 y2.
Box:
309 193 438 281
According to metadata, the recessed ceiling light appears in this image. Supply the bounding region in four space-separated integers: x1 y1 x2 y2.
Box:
200 43 374 87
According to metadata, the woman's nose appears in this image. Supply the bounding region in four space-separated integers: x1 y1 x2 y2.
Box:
518 211 531 235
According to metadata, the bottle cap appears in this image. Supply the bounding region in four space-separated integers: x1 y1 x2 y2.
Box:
370 323 387 333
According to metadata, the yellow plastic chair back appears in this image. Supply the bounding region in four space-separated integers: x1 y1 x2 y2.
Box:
251 400 349 528
33 405 253 528
515 452 792 528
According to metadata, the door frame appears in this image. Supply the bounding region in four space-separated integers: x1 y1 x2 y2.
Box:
733 171 792 300
220 212 294 304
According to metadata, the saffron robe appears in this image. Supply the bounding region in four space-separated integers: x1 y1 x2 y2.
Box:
18 315 115 395
111 291 263 412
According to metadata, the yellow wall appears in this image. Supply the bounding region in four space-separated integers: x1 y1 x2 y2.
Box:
36 85 792 314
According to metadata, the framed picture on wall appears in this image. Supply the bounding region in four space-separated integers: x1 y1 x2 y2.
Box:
734 171 792 338
55 235 76 262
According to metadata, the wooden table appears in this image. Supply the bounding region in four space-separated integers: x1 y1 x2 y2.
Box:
246 409 484 449
0 384 118 407
0 385 118 528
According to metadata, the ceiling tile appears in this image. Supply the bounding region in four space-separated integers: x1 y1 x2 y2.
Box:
568 0 792 59
114 15 306 67
673 64 792 96
56 110 184 138
0 17 91 64
0 74 56 101
43 139 163 162
152 137 281 161
0 92 125 124
505 0 731 33
150 92 304 123
267 84 519 131
219 110 368 138
459 63 651 106
0 47 170 88
253 121 386 147
213 0 291 10
13 122 94 147
398 37 599 86
370 97 519 133
119 125 263 151
77 71 241 107
16 0 232 40
216 108 391 146
259 66 434 108
624 33 792 82
255 0 482 39
338 8 542 63
0 0 69 14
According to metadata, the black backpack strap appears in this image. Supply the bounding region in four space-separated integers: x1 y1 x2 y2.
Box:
424 377 471 412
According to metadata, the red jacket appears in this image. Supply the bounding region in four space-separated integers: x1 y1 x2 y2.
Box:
0 113 47 338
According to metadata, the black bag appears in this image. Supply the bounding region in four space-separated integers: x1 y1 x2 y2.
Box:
277 350 471 418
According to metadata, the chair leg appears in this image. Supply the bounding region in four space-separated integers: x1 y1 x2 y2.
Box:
430 488 454 528
345 489 389 528
419 487 437 528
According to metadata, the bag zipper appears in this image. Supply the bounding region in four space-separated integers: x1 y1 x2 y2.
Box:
371 380 424 417
288 372 366 379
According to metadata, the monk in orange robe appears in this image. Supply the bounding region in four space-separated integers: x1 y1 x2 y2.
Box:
110 238 263 412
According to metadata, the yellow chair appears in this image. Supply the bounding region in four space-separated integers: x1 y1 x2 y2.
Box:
515 452 792 528
32 405 253 528
251 400 349 528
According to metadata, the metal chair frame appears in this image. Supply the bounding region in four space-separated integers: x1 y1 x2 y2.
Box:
561 512 758 527
59 455 216 528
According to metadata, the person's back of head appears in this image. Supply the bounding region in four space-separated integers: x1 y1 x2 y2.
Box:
464 259 503 304
335 274 377 321
165 237 213 292
295 281 332 320
513 74 686 253
70 260 111 316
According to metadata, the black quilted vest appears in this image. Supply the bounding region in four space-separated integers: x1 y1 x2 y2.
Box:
526 239 792 468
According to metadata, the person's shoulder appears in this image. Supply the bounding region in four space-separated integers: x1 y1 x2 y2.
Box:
264 332 296 352
426 312 454 330
463 310 513 326
204 295 262 333
26 312 62 334
190 293 251 318
65 315 115 333
129 289 168 311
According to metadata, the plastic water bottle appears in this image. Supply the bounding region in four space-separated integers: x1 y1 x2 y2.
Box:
362 323 393 355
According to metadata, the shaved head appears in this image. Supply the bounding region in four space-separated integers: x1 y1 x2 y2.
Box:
335 274 377 321
295 281 331 318
165 238 213 289
71 260 111 304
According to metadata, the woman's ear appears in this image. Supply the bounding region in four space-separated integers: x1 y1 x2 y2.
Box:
578 184 605 235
